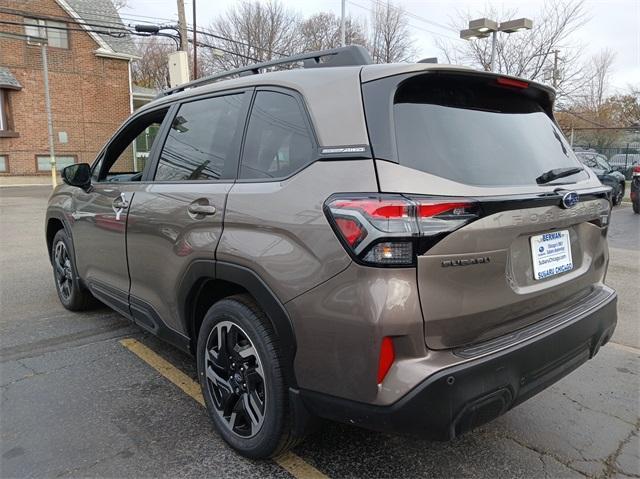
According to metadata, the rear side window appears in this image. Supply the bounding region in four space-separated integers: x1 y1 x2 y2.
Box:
155 93 244 181
239 91 314 180
391 74 587 186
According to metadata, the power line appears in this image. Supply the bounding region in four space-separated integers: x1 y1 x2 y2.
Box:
346 0 463 43
367 0 457 33
0 6 285 59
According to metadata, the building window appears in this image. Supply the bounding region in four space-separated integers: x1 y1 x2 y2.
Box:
0 155 7 173
36 155 75 172
0 67 22 136
0 89 9 132
24 18 69 49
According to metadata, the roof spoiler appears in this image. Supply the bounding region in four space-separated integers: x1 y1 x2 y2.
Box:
157 45 373 98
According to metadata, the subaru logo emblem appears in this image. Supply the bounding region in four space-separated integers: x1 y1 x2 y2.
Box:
561 191 579 209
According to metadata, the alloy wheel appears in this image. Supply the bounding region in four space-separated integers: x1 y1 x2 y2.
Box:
204 321 266 438
54 240 73 301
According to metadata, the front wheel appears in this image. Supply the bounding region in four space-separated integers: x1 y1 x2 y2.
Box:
50 229 96 311
197 295 304 459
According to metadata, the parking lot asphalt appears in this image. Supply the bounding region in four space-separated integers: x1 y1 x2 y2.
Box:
1 185 638 479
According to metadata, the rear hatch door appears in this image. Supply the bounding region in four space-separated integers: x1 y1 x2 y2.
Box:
362 70 611 350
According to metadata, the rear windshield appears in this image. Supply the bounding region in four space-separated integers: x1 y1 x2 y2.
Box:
393 74 587 186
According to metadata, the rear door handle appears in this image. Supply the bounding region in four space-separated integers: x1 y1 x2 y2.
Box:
188 204 217 216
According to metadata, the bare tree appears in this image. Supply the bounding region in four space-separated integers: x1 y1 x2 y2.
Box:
200 0 301 73
435 0 589 102
369 1 414 63
131 37 174 90
111 0 128 11
579 49 616 111
299 12 367 51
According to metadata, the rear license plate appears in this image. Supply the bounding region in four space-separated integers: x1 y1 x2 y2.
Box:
530 230 573 280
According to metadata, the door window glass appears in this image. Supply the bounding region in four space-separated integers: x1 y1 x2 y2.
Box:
99 108 168 182
155 93 245 181
239 91 314 180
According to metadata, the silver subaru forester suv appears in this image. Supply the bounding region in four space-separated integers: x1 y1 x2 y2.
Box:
46 46 616 458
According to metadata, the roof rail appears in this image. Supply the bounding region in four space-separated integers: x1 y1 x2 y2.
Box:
158 45 372 98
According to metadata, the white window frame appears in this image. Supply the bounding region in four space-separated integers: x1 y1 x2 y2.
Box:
24 18 69 49
36 155 76 172
0 89 6 131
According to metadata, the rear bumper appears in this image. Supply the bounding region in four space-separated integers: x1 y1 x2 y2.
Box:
300 285 617 440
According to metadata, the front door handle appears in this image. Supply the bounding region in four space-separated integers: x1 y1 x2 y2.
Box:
112 193 129 221
112 193 129 210
188 204 217 216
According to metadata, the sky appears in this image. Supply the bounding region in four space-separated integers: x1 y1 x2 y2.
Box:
122 0 639 94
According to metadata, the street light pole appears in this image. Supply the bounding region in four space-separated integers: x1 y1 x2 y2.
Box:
40 43 56 187
192 0 197 79
340 0 346 47
490 30 497 72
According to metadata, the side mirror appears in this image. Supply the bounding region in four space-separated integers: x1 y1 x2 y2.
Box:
62 163 91 189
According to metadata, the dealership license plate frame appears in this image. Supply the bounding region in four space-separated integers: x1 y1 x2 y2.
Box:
530 230 574 280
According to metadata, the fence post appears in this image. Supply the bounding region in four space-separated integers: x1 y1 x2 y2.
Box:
625 143 629 168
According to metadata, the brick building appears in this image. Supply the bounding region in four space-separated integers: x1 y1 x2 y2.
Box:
0 0 139 176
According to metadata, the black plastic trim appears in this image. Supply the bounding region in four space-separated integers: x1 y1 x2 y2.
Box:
129 295 191 352
216 261 298 386
88 280 131 319
176 259 298 386
299 287 616 440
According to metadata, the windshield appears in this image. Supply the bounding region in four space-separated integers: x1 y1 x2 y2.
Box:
393 75 588 187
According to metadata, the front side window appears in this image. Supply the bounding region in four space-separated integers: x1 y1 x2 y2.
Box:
98 108 168 182
24 18 69 49
155 93 245 181
36 155 75 171
239 91 314 180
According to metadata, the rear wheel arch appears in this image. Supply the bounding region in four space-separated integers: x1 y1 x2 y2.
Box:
181 261 297 387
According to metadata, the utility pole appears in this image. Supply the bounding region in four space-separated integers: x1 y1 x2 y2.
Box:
192 0 197 79
340 0 346 47
176 0 188 52
41 43 56 187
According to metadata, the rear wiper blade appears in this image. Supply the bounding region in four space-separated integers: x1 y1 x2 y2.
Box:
536 167 584 184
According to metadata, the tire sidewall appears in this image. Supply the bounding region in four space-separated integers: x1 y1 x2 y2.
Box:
51 229 82 309
196 298 285 458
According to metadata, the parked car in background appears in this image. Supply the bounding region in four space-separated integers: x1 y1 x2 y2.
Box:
576 152 626 206
609 153 640 180
631 165 640 214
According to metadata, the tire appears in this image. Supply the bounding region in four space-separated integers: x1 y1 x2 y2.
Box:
613 182 625 206
633 200 639 214
50 229 96 311
197 294 303 459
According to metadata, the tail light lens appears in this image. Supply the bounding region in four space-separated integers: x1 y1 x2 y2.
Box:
633 165 640 177
325 194 479 266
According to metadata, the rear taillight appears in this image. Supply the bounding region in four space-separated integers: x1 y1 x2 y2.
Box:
633 165 640 177
325 194 479 266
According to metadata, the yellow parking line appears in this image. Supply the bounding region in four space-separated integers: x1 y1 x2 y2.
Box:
119 338 329 479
